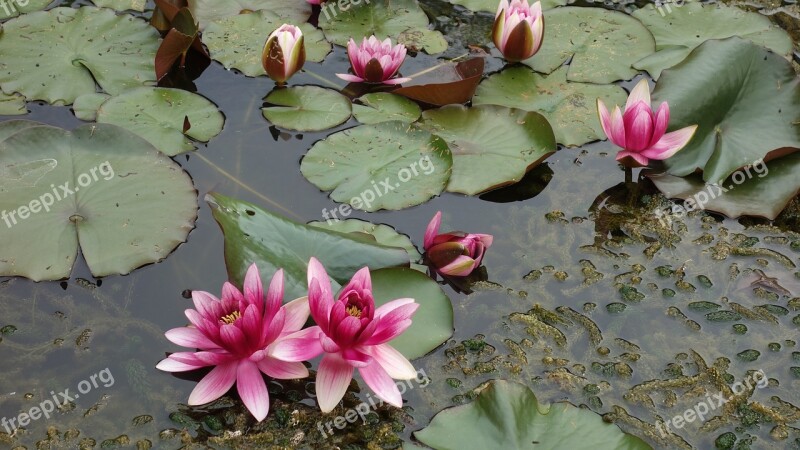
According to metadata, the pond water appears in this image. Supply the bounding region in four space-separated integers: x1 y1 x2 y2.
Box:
1 0 800 449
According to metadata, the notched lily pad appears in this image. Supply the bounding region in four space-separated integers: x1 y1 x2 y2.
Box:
91 0 147 11
188 0 310 29
352 93 422 124
262 86 352 132
309 218 423 266
0 122 198 280
0 0 51 20
0 91 26 116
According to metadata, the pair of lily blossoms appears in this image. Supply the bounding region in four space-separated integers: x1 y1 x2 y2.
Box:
158 212 493 420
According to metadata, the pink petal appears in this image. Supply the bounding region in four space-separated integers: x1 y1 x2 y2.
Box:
193 350 237 366
156 356 207 372
374 298 415 318
316 353 354 413
342 347 373 368
165 327 219 350
265 269 284 324
281 296 310 333
333 315 363 346
221 282 243 306
256 358 309 379
269 326 324 361
625 78 651 111
649 102 670 148
382 77 411 85
609 106 626 149
243 264 264 308
364 303 418 345
188 362 238 405
219 324 247 354
358 362 403 408
641 125 698 161
236 360 269 421
340 266 372 293
336 73 366 83
622 103 655 151
438 255 479 277
309 279 332 333
192 291 220 320
597 99 614 143
261 306 286 347
371 344 417 379
240 304 262 345
321 335 341 353
423 211 442 250
616 150 650 166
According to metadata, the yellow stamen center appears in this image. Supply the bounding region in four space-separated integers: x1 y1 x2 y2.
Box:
220 311 241 325
346 304 362 318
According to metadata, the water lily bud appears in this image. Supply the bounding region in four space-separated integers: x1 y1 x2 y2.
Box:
262 24 306 83
492 0 545 62
423 211 493 277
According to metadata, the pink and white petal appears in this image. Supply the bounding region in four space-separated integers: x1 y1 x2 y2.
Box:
257 358 309 379
156 356 207 372
596 99 615 142
369 303 419 342
219 324 248 354
316 353 354 413
261 307 286 347
336 73 366 83
188 362 238 406
364 318 413 346
374 298 415 318
358 362 403 408
625 78 651 111
609 106 626 149
370 344 417 379
622 104 654 152
243 264 264 309
268 326 324 361
281 296 310 333
265 269 284 323
333 315 363 346
341 266 372 293
641 125 698 161
342 347 374 368
423 211 442 250
236 360 270 421
383 77 411 85
649 102 670 148
438 255 479 277
308 280 332 333
321 335 341 353
191 291 220 320
615 150 650 166
193 350 237 366
165 327 219 350
221 282 244 306
240 304 262 344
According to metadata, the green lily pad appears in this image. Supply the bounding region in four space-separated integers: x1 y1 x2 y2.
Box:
419 104 556 195
93 87 224 156
0 122 197 281
203 11 330 77
647 153 800 220
523 7 655 84
72 93 110 121
632 1 792 80
352 93 421 125
309 218 424 270
300 121 452 211
371 268 453 359
414 380 652 450
473 65 627 147
651 38 800 183
0 119 40 141
446 0 567 12
0 7 159 105
0 0 51 20
319 0 447 55
188 0 310 29
91 0 147 11
262 86 351 132
206 192 412 300
0 91 26 116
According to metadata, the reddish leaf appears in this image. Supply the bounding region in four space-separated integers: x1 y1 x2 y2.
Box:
393 58 485 106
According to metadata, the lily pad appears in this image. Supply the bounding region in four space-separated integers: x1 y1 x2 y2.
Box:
418 104 556 195
188 0 310 29
262 86 351 132
203 11 330 77
647 153 800 220
371 268 453 359
72 93 110 121
91 0 147 11
352 93 422 125
523 7 655 84
309 218 422 264
397 28 448 55
446 0 567 13
319 0 447 55
206 192 412 300
414 380 651 450
92 87 224 156
473 65 627 147
0 7 159 105
0 122 197 281
300 121 453 211
0 0 51 20
0 91 26 116
651 38 800 183
632 1 792 79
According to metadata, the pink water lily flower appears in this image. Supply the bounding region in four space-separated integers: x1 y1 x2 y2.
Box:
336 36 411 85
262 24 306 83
423 211 493 277
270 258 419 412
493 0 545 62
306 0 321 4
156 264 311 422
597 79 698 167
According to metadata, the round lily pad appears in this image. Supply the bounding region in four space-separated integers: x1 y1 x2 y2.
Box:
203 11 330 77
72 93 110 122
0 122 197 281
262 86 351 132
523 7 655 84
447 0 567 13
93 87 224 156
319 0 447 55
419 104 556 195
188 0 310 29
91 0 146 11
300 121 452 211
652 37 800 184
0 0 51 20
473 65 627 147
632 1 792 79
352 93 421 125
0 91 26 116
0 7 159 105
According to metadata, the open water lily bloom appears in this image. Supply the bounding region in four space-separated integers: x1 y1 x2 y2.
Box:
270 258 419 412
493 0 545 62
423 211 493 277
597 78 698 167
156 264 311 421
336 36 411 85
